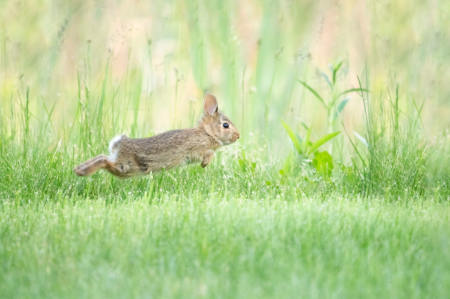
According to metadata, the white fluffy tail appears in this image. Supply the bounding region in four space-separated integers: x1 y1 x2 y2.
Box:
108 135 124 162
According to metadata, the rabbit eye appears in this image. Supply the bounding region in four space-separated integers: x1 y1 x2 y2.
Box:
223 123 229 129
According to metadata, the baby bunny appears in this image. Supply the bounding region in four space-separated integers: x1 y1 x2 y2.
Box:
73 93 240 178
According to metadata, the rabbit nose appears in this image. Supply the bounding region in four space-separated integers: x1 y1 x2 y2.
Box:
237 133 240 139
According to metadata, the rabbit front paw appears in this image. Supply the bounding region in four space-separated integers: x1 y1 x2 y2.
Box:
201 150 214 168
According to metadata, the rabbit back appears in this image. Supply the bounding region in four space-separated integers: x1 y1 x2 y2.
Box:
108 128 218 177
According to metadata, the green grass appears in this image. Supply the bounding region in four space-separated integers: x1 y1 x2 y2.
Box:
1 196 449 298
2 0 450 297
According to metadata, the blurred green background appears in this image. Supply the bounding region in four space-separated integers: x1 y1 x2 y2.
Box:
1 0 450 157
2 3 450 298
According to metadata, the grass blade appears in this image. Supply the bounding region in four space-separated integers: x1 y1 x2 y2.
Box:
354 131 369 148
303 127 312 155
337 88 369 99
298 80 327 109
281 120 303 155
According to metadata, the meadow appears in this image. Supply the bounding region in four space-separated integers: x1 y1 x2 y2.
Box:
1 0 450 298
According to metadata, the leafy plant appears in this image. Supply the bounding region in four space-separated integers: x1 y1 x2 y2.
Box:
281 120 340 178
313 151 334 178
281 120 340 157
238 150 256 173
298 61 369 134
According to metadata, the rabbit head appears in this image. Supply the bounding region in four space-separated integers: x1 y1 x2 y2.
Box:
199 93 240 146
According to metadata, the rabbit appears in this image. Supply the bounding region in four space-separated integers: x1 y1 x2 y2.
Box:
73 93 240 178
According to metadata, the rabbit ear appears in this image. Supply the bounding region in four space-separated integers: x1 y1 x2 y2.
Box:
204 93 218 115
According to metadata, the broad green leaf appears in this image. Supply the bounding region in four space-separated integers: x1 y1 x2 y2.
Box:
353 131 369 148
332 61 344 85
265 181 272 186
313 151 334 178
241 150 246 160
337 98 349 113
300 121 310 131
333 98 349 120
281 120 303 154
307 131 341 155
319 71 332 89
238 159 245 169
336 88 369 99
297 80 327 108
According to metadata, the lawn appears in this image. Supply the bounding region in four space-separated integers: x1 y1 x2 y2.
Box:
1 195 449 298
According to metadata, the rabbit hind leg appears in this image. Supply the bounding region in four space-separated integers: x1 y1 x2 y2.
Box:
74 154 116 176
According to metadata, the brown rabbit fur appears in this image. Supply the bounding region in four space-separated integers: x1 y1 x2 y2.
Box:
73 93 240 178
